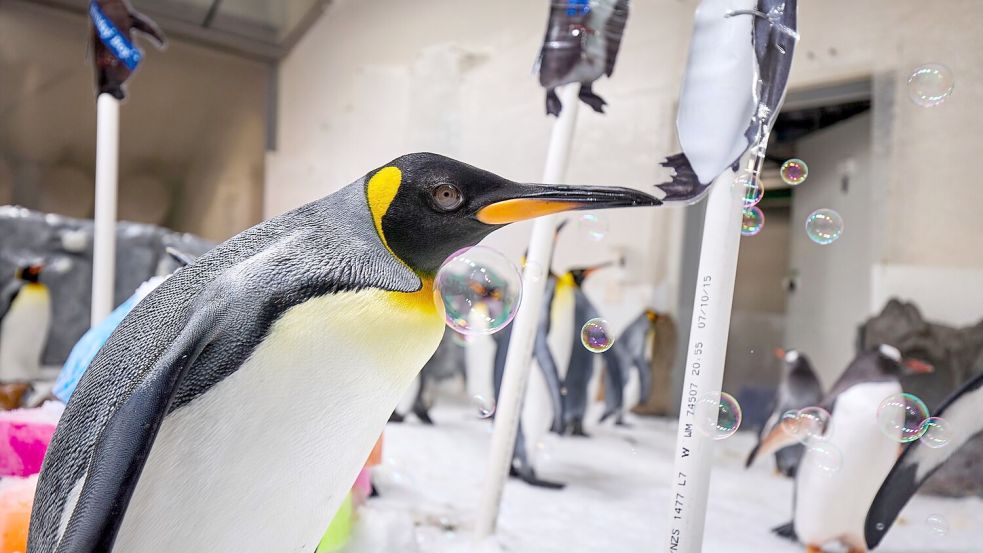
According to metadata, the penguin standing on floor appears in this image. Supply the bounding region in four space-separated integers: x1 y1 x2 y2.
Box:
745 348 823 477
560 265 609 436
754 345 934 553
0 263 51 383
89 0 166 100
28 153 659 552
660 0 798 201
536 0 630 116
865 371 983 549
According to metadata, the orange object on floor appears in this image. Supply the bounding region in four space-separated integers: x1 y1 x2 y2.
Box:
366 433 383 467
0 475 37 553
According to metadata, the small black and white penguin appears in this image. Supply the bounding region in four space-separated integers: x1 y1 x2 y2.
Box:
745 348 823 477
660 0 798 200
755 344 934 553
0 263 51 383
536 0 630 116
28 153 660 552
864 371 983 549
560 265 609 436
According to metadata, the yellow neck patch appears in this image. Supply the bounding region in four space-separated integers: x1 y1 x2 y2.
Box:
388 277 440 317
366 166 403 258
556 272 575 288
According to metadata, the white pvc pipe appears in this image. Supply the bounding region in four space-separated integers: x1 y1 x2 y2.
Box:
661 167 744 552
475 84 580 539
92 93 120 327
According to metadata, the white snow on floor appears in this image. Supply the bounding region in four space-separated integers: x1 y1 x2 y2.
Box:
342 400 983 553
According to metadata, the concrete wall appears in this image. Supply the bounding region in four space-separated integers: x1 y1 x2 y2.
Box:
0 1 269 242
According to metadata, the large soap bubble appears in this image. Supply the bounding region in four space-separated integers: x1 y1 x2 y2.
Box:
434 246 522 335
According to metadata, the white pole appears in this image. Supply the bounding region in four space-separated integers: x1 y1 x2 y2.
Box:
662 167 744 552
91 93 120 326
475 84 581 539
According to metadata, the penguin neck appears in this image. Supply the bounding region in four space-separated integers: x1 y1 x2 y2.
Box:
393 275 438 316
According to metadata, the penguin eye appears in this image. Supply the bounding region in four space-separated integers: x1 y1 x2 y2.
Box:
431 183 464 211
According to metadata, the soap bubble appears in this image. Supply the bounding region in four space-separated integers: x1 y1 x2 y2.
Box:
736 172 764 207
741 206 765 236
805 208 844 245
694 391 742 440
925 514 949 536
806 441 843 474
472 395 496 418
780 407 832 444
434 246 522 335
920 417 952 449
877 392 929 443
581 318 613 352
908 64 954 107
575 213 608 242
780 159 809 185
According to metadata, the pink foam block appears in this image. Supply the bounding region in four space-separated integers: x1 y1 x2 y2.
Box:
352 467 372 504
0 402 64 477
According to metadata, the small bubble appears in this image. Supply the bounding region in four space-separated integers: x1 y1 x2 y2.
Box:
472 395 496 418
694 391 742 440
920 417 952 448
805 208 843 245
581 318 613 352
875 522 886 531
877 393 929 443
925 513 949 536
736 172 764 207
908 63 954 107
434 246 522 335
780 159 809 185
741 206 765 237
780 407 832 444
576 213 609 242
806 441 843 474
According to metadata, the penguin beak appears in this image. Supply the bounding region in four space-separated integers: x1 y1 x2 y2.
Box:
475 183 660 225
754 422 800 461
773 348 786 359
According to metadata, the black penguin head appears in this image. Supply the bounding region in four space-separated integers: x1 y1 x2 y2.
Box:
569 262 613 287
366 153 659 276
15 263 43 283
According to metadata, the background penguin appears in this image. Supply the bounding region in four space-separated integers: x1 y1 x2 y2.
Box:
755 344 934 553
865 370 983 549
745 348 823 477
660 0 798 201
90 0 166 100
560 265 609 437
0 263 51 384
28 153 659 552
536 0 630 116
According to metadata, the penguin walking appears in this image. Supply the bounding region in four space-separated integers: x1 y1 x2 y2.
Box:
536 0 630 116
0 263 51 384
745 348 823 477
754 345 934 553
89 0 166 100
28 153 658 552
865 370 983 549
660 0 799 201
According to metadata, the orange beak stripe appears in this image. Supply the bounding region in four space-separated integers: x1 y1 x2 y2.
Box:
476 199 588 225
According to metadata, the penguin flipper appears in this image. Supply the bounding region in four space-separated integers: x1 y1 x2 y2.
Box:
164 246 197 268
49 309 220 552
0 279 23 321
129 11 167 48
533 305 565 434
603 0 630 77
865 371 983 549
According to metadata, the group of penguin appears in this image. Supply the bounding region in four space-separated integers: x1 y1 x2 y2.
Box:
746 344 983 552
391 221 659 490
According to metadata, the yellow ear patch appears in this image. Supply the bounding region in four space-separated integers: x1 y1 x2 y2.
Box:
366 166 403 254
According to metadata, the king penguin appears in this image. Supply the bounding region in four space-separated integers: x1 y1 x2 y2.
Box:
754 345 934 553
560 265 608 436
745 348 823 477
0 263 51 383
28 153 658 552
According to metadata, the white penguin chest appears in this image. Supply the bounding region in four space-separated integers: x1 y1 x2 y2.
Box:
112 288 444 552
0 283 50 381
794 381 902 548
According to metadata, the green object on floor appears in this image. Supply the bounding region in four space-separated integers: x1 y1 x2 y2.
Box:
316 492 354 552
